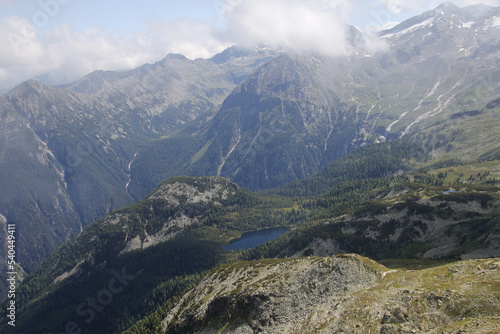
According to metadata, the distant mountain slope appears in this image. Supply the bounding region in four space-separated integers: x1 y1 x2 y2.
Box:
129 3 500 195
0 47 279 274
1 80 136 274
0 94 82 272
375 2 500 139
66 48 278 130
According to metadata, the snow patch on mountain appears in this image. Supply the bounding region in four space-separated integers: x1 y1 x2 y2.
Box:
460 21 475 28
486 16 500 28
383 18 435 39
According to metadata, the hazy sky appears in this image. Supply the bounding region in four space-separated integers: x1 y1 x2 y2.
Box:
0 0 499 92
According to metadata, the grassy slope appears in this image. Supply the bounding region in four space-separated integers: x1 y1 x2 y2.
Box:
328 257 500 333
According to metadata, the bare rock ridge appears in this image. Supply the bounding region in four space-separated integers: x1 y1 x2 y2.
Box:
105 176 240 255
148 176 238 206
163 254 384 333
162 255 500 334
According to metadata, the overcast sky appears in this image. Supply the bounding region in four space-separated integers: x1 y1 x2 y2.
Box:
0 0 499 92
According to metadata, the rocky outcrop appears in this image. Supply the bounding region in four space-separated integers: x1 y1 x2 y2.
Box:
291 195 500 261
162 255 500 333
116 177 240 254
163 254 387 333
148 177 238 205
119 214 197 254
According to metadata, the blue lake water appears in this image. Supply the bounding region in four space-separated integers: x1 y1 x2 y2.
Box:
223 226 291 251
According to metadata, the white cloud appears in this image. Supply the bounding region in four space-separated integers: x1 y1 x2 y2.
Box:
0 16 46 91
219 0 354 56
378 0 421 15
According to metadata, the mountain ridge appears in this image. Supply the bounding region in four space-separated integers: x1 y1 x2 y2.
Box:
158 255 500 334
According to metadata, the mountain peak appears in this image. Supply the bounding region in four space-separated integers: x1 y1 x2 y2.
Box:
381 2 498 37
15 79 43 89
64 69 127 95
435 2 459 12
7 79 49 97
163 53 189 61
210 46 281 65
210 46 252 64
434 2 498 21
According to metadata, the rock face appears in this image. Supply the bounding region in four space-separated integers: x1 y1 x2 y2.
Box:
280 191 500 262
163 254 385 333
162 255 500 334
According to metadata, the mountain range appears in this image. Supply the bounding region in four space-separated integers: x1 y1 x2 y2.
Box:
0 2 500 333
0 46 279 273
